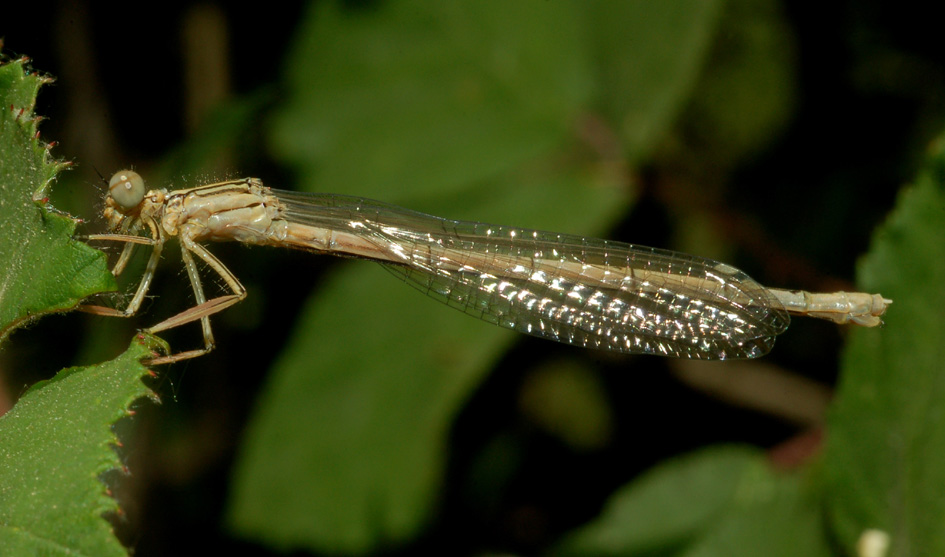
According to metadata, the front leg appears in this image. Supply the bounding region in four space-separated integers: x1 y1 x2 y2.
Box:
78 232 164 318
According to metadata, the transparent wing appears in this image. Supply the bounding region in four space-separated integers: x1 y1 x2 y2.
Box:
276 191 790 360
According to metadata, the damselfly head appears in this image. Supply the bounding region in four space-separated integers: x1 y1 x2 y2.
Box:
102 170 147 230
108 170 146 211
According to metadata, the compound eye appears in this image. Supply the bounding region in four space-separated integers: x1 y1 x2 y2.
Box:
108 170 146 209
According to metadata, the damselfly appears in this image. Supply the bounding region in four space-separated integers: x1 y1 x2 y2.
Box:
82 170 890 364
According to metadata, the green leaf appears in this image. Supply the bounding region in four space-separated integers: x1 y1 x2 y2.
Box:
0 49 156 556
672 0 797 171
823 136 945 554
269 0 593 201
230 1 724 553
0 54 116 345
0 334 165 556
584 0 725 162
553 446 831 557
229 261 512 552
